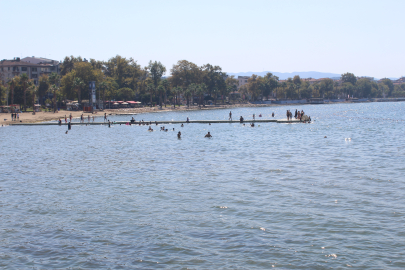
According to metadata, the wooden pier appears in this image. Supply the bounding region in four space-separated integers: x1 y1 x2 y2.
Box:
8 119 304 126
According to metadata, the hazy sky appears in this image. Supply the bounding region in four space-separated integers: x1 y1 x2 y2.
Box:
1 0 404 78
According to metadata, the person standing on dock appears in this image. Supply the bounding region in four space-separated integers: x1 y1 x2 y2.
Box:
286 110 289 121
229 111 232 121
253 113 255 120
104 113 107 122
65 115 67 123
69 113 72 122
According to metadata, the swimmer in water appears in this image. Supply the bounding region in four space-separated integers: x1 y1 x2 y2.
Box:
205 132 212 138
181 124 184 127
177 131 181 138
148 126 153 131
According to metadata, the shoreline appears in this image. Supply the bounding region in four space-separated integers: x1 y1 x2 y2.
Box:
1 99 404 125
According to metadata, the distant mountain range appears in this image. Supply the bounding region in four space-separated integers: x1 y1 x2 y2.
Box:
226 71 398 81
226 71 341 80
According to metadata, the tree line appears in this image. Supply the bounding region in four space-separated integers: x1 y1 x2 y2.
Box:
1 56 405 110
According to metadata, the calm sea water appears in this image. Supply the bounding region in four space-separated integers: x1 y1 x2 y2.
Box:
1 102 404 269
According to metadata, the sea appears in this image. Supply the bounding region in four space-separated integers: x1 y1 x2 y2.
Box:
0 102 404 269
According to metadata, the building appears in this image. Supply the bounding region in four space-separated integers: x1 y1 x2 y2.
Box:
238 76 250 88
0 57 60 85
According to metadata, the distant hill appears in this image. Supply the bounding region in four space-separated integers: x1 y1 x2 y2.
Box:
227 71 342 80
227 71 399 81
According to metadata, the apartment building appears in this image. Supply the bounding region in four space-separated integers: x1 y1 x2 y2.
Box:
238 76 250 88
0 57 60 85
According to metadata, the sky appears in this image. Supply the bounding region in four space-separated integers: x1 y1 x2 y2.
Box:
1 0 404 78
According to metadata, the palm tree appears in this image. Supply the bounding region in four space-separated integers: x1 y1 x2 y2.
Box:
73 77 85 105
172 87 182 108
195 83 206 107
162 79 169 107
98 81 107 110
157 84 165 108
20 73 29 112
8 78 17 108
49 84 58 113
48 73 60 112
146 83 155 106
28 83 37 115
281 82 287 99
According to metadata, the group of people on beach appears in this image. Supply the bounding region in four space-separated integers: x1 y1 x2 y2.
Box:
10 113 19 121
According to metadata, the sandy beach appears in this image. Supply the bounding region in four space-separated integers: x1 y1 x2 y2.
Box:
0 103 279 125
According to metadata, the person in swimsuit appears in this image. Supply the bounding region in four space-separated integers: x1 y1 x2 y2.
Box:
229 111 232 120
177 131 181 138
205 132 212 138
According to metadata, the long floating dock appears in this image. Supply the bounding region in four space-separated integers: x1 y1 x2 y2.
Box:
9 119 305 126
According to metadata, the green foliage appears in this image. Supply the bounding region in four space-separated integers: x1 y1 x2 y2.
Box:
0 84 7 105
116 87 134 101
38 75 49 103
341 72 357 85
355 78 372 98
380 78 394 96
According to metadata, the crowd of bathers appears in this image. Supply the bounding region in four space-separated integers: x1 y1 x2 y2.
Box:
286 109 311 122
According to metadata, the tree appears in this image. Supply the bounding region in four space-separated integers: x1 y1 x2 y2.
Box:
60 56 78 76
161 79 170 107
38 75 49 104
356 78 372 98
341 72 357 85
146 83 155 106
171 60 201 89
73 77 85 104
380 78 394 97
172 86 182 107
201 64 225 101
49 73 60 112
157 84 165 107
247 74 261 101
341 82 354 98
28 83 38 114
0 84 7 105
262 73 279 100
195 83 207 107
98 81 108 109
20 73 29 111
319 78 334 98
116 87 134 101
148 60 166 107
225 75 238 103
8 77 17 107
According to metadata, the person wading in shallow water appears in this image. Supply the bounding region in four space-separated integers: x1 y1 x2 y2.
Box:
177 131 181 139
205 132 212 138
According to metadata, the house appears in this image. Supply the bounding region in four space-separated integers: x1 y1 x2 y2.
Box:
238 76 250 88
0 57 60 85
